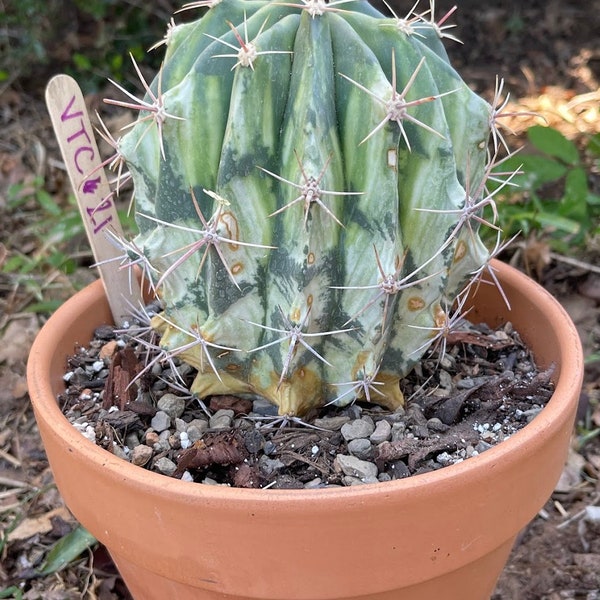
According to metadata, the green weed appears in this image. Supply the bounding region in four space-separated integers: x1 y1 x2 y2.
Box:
488 126 600 254
2 176 135 313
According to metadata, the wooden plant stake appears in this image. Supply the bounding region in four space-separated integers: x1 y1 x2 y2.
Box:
45 74 142 325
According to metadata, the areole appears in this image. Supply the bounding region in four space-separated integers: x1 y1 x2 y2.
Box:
27 260 583 600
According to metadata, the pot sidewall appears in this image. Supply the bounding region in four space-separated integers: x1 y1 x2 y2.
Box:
27 261 583 599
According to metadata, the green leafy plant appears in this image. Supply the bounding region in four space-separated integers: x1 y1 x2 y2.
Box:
486 126 600 253
1 177 134 313
103 0 516 416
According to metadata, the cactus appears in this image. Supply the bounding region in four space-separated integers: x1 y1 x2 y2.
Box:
106 0 509 416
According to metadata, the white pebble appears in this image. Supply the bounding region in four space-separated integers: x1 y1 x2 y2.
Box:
92 360 105 372
82 425 96 443
180 432 191 449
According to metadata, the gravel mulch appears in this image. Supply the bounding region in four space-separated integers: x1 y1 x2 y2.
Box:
57 313 554 489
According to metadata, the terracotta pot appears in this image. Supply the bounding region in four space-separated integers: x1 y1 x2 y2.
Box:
27 260 582 600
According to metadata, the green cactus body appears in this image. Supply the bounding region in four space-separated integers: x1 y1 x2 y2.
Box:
118 0 494 416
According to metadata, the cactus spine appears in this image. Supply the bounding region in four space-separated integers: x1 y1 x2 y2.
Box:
109 0 503 416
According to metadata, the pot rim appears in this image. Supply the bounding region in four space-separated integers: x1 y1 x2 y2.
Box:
27 259 583 504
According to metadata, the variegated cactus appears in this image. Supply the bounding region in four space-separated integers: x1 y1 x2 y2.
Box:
106 0 510 416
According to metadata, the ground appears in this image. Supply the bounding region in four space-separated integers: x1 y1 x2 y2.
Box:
0 1 599 598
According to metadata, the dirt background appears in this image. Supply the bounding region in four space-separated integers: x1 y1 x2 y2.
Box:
1 1 599 598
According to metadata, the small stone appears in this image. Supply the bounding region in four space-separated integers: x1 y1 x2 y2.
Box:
180 431 191 449
168 433 181 449
522 407 543 422
180 471 194 482
391 422 406 441
81 425 96 443
465 445 478 458
178 363 194 378
342 475 379 486
335 454 378 480
388 460 410 480
252 398 279 416
436 452 455 467
304 478 323 489
99 340 119 360
347 438 372 460
151 362 163 377
210 409 234 429
94 324 116 340
387 406 406 421
427 418 449 433
189 418 208 431
475 440 493 454
151 410 171 432
411 425 429 439
125 432 140 449
342 404 362 420
187 424 207 444
154 457 177 476
341 419 375 441
153 432 171 454
263 440 277 455
157 394 186 419
131 444 153 466
174 418 187 433
91 360 105 373
258 455 285 476
406 404 427 426
438 369 453 389
370 419 392 444
152 379 168 392
145 430 160 446
481 429 497 443
313 416 350 430
243 429 264 454
112 443 129 461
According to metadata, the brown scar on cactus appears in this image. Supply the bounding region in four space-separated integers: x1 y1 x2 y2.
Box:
408 293 472 364
335 246 442 328
140 188 274 290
